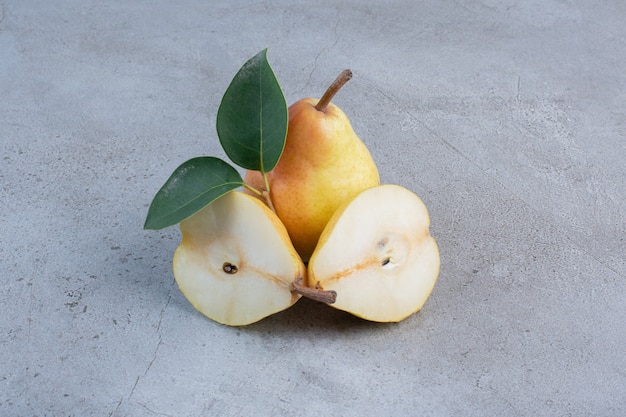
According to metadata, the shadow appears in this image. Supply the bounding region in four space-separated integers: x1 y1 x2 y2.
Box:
241 297 400 339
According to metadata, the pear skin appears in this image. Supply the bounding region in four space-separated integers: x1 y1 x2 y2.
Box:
242 170 265 201
245 71 380 261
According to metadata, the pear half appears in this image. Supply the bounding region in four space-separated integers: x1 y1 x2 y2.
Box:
308 185 440 322
173 191 305 326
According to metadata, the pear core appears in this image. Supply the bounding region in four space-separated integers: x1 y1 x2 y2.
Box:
173 191 305 326
308 184 440 322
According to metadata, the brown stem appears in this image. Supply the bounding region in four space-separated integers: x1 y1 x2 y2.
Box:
292 277 337 304
314 69 352 113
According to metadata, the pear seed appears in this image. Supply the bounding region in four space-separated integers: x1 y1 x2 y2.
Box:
222 262 238 274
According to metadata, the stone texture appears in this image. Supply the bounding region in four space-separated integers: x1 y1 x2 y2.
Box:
1 1 624 415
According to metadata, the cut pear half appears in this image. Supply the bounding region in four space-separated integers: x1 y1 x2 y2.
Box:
308 184 440 322
173 191 305 326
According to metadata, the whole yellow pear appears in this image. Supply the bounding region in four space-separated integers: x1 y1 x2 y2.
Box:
245 70 379 261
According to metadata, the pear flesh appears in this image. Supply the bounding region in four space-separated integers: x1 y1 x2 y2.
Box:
173 191 305 326
308 185 440 322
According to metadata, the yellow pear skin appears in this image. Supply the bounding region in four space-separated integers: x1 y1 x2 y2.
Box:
245 70 380 261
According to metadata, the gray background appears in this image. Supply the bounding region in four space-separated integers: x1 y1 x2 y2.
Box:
1 1 625 416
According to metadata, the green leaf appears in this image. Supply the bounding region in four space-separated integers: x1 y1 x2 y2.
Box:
216 49 288 172
144 157 244 230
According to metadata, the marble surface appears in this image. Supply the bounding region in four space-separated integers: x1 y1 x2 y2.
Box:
1 1 625 415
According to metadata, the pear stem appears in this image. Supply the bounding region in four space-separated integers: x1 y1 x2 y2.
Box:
243 181 276 213
243 183 262 196
261 172 276 213
314 69 353 113
262 189 276 213
292 277 337 304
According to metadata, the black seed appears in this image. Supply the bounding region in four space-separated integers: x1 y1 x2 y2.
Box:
381 257 391 267
223 262 238 274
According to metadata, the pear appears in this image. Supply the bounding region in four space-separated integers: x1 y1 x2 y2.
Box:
173 191 306 326
308 184 440 322
245 70 380 261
